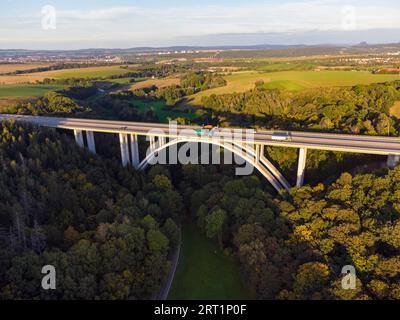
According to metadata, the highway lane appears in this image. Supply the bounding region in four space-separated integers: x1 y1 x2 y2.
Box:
1 114 399 155
1 114 398 141
3 114 398 144
6 115 398 143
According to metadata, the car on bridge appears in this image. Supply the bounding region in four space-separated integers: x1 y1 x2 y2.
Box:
195 125 219 137
272 132 293 142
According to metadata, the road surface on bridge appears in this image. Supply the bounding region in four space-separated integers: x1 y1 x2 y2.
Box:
1 114 399 156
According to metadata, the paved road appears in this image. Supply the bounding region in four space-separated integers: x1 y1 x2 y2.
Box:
1 114 400 155
155 229 182 301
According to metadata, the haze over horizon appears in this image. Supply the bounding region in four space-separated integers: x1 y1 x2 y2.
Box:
0 0 399 50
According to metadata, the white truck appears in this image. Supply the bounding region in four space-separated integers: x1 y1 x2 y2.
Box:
271 132 293 142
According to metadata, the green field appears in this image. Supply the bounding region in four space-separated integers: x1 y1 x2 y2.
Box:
168 224 254 300
0 84 64 97
256 62 315 72
260 80 306 90
52 67 127 79
189 70 400 104
131 98 199 123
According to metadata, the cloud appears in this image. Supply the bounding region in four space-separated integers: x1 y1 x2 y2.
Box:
35 1 400 32
57 6 143 21
1 0 400 49
167 1 400 33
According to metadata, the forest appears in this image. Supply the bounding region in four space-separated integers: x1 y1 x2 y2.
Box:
202 81 400 135
178 164 400 299
0 121 181 299
0 72 399 300
132 71 227 106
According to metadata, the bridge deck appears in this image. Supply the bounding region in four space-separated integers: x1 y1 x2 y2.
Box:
1 114 399 156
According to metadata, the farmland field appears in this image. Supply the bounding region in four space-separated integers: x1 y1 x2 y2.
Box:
0 84 64 110
188 70 400 105
0 84 64 97
0 65 129 84
49 66 128 79
0 63 53 75
255 62 315 72
260 80 306 90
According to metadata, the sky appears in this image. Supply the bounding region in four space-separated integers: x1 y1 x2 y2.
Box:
0 0 400 49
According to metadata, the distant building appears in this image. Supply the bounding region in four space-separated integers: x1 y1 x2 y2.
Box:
376 67 400 73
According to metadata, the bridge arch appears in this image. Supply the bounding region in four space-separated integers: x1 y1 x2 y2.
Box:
138 138 290 193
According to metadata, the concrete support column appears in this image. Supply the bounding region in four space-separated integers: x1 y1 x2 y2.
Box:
149 136 157 152
130 134 140 169
86 131 96 154
74 130 84 148
387 155 400 169
296 148 307 187
119 133 130 167
255 144 261 164
241 143 253 160
159 136 167 147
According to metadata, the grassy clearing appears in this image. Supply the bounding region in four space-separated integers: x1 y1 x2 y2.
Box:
130 78 181 90
131 98 199 123
188 70 400 105
168 224 253 300
107 77 150 85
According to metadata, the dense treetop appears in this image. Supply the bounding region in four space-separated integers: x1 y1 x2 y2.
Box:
1 69 399 300
180 164 400 299
0 121 182 299
202 81 400 135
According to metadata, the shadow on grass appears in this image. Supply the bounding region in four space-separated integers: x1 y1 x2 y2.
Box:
168 223 255 300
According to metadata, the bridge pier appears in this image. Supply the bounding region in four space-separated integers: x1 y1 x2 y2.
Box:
149 136 157 153
296 148 307 187
255 144 261 163
387 155 400 169
130 134 140 169
119 133 130 167
74 130 84 148
159 136 167 147
86 131 96 154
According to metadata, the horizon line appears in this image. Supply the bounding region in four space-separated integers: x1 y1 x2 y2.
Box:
1 41 399 53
